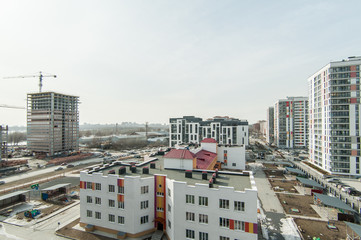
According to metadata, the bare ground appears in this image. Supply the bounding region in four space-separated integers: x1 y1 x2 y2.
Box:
269 179 298 193
277 193 320 218
294 218 346 240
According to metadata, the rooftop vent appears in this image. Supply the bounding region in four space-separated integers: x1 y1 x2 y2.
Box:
108 170 115 175
202 171 207 180
150 162 156 169
143 167 149 174
119 166 126 175
209 178 213 188
131 165 136 173
185 170 192 178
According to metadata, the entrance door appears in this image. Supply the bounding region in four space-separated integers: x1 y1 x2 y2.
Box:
157 222 163 230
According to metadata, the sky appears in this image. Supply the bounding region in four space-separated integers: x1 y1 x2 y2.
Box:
0 0 360 126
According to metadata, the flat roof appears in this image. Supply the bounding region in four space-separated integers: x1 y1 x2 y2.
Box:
0 190 29 201
89 157 252 191
42 183 71 191
314 193 356 213
345 221 361 237
296 177 325 189
285 167 305 175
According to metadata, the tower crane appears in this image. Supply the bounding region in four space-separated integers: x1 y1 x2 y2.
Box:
0 104 25 109
3 71 56 93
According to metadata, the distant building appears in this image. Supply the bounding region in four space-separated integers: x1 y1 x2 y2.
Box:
169 116 248 147
27 92 79 157
0 125 8 160
259 120 267 137
79 158 257 240
274 97 308 149
308 56 361 175
266 107 274 144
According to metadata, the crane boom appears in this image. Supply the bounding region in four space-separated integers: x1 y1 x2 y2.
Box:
0 104 25 109
3 71 57 92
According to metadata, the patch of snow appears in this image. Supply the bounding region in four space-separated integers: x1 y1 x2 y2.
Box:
280 218 301 240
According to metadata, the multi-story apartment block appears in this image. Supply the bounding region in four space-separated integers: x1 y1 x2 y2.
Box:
169 116 248 147
266 107 274 144
274 97 308 149
27 92 79 156
308 56 361 175
80 159 258 240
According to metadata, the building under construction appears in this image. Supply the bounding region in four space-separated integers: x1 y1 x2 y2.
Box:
0 125 8 160
27 92 79 157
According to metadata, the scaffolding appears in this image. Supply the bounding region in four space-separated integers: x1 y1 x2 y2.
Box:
0 125 8 160
27 92 79 157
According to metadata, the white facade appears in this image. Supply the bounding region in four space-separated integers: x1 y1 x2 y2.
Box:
80 167 258 240
163 157 194 170
308 57 361 175
274 97 308 149
217 145 246 170
169 116 249 147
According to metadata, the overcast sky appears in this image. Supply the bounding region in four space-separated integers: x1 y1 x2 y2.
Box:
0 0 360 126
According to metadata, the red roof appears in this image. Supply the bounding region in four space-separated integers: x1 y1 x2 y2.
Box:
164 149 195 160
200 138 217 143
195 150 217 169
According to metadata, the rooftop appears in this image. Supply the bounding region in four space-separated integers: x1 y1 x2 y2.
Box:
200 138 217 143
164 149 195 160
85 157 253 192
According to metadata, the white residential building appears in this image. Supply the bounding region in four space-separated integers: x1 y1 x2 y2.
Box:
266 107 274 144
169 116 249 147
274 97 308 149
308 56 361 175
79 159 258 240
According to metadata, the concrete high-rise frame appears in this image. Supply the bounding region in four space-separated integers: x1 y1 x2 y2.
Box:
266 107 274 144
308 57 361 175
0 125 8 160
27 92 79 157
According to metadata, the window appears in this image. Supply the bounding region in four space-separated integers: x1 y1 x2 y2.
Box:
168 220 171 229
199 214 208 224
109 199 115 207
140 215 149 224
95 211 101 219
232 163 236 166
186 212 195 221
157 192 164 197
108 184 115 192
118 216 124 224
86 182 92 189
235 220 245 231
199 196 208 206
168 204 171 212
219 237 229 240
199 232 208 240
219 217 230 228
95 183 101 190
86 210 92 217
186 194 195 204
156 207 164 212
141 186 149 194
186 229 195 239
219 199 229 209
168 188 171 197
109 214 115 222
118 186 124 194
118 201 124 209
141 200 149 209
234 201 245 211
86 196 92 203
95 197 101 205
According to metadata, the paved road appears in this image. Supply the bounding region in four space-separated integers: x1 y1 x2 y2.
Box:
0 204 79 240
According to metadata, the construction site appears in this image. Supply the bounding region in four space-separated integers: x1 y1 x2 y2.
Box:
27 92 79 158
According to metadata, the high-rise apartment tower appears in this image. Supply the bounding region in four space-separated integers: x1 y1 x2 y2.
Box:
308 57 361 175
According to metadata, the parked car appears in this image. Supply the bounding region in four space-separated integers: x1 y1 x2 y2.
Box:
0 181 5 185
54 167 64 171
67 164 75 168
